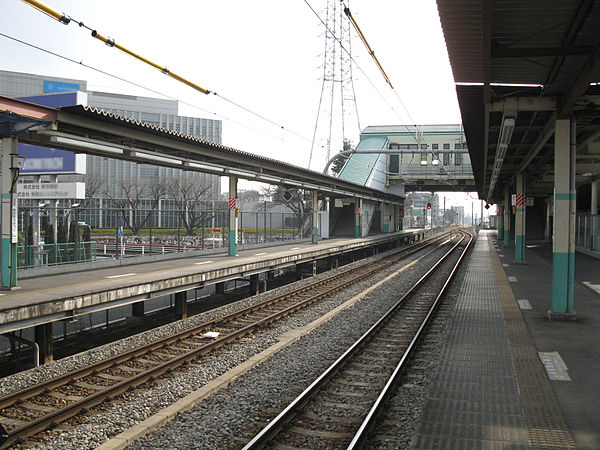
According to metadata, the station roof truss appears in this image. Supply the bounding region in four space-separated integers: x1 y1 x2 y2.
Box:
437 0 600 202
0 96 403 205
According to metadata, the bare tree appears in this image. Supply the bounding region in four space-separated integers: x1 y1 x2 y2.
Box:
166 173 213 235
107 177 166 233
272 186 312 234
82 173 106 207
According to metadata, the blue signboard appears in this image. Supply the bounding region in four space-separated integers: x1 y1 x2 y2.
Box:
19 144 80 174
19 92 80 109
44 80 80 94
17 92 86 174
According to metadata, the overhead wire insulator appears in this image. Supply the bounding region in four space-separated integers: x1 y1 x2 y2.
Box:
342 4 394 89
21 0 69 24
20 0 211 95
90 30 211 95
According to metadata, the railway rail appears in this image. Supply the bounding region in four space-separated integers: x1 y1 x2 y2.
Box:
0 231 456 448
242 230 473 449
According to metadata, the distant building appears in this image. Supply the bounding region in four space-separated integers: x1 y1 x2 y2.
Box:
0 69 222 227
337 124 475 194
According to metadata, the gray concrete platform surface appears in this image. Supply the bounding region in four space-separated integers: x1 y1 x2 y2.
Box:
0 230 426 335
412 230 598 449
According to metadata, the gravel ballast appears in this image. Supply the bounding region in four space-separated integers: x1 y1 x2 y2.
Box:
2 238 464 449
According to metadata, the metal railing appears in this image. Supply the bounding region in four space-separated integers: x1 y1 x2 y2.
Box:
16 205 313 268
576 213 600 251
18 241 97 269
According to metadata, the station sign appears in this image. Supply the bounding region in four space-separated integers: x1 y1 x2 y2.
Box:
16 182 85 199
511 194 533 207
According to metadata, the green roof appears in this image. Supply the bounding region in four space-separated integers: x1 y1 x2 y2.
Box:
338 136 388 186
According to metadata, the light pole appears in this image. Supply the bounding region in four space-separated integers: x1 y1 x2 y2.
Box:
443 197 446 231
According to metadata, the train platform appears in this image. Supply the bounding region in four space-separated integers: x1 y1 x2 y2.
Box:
411 230 599 449
0 230 427 336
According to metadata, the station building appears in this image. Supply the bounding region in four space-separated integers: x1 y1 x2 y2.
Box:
336 124 476 230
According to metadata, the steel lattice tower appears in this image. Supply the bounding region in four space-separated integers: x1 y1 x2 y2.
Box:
308 0 360 173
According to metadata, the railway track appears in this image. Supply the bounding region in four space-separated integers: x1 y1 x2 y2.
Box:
242 230 473 449
0 232 455 448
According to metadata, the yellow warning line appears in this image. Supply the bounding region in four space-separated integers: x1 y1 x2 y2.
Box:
488 238 576 449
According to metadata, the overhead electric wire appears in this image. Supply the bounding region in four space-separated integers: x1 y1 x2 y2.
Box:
20 0 211 95
303 0 457 181
19 0 312 146
341 2 394 89
0 32 296 148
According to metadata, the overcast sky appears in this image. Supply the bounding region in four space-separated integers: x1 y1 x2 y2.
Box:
1 0 490 218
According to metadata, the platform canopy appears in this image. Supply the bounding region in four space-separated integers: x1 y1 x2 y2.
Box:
0 96 403 205
437 0 600 202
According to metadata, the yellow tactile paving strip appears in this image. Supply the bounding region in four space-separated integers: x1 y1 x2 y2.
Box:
488 238 576 449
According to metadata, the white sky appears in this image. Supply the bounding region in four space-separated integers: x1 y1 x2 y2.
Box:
0 0 492 219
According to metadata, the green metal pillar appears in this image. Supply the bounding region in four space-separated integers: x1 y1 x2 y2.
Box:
1 137 19 289
228 175 238 256
550 118 576 318
591 180 597 251
311 189 318 244
503 186 511 247
497 204 504 243
381 201 388 233
354 198 361 237
514 172 526 263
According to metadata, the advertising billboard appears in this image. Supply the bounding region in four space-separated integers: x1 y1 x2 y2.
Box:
17 91 87 175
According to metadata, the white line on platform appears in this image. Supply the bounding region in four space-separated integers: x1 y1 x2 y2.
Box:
291 247 301 250
583 281 600 295
255 252 268 256
508 276 517 282
538 351 571 381
503 263 510 267
194 261 213 265
518 299 532 310
106 273 137 279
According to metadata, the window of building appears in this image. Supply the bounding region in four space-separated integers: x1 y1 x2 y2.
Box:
455 153 463 166
443 143 450 150
443 153 450 165
432 144 439 150
408 144 418 150
455 143 462 150
389 154 399 174
420 153 428 165
421 144 428 150
432 156 439 165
